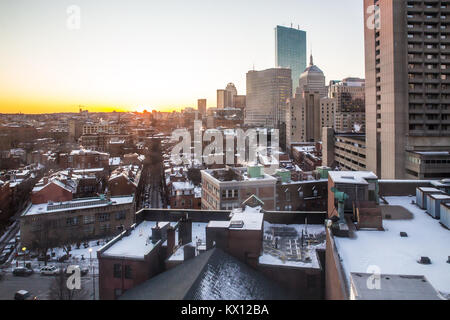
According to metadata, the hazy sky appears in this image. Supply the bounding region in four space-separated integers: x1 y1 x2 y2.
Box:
0 0 365 113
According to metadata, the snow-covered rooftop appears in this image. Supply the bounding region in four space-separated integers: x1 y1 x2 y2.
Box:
22 195 134 216
329 171 377 185
102 221 173 259
333 196 450 296
258 222 326 269
229 206 264 231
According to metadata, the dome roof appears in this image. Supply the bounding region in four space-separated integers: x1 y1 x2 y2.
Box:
300 54 324 77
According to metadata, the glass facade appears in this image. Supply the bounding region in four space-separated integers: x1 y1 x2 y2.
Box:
275 26 307 92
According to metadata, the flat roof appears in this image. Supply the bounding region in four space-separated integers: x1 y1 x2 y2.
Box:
102 221 172 259
258 222 326 269
229 206 264 231
22 195 134 216
350 273 442 300
428 194 450 200
334 196 450 296
418 187 443 192
329 171 377 185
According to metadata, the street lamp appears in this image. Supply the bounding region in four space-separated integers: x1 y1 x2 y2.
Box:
89 248 95 300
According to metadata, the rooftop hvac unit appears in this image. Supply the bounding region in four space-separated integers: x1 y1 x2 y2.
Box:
418 256 432 265
229 220 244 228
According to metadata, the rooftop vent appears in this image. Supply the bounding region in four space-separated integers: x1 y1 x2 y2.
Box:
229 220 244 228
400 232 408 237
418 256 432 265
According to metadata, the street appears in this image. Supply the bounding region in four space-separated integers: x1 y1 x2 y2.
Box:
0 272 98 300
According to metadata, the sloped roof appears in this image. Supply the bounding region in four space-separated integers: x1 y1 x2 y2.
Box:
119 248 295 300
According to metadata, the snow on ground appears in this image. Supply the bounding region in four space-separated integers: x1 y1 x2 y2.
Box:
6 238 109 273
334 196 450 296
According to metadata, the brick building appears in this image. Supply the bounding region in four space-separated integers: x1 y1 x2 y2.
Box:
20 195 135 248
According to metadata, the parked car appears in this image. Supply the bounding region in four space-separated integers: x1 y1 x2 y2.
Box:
13 267 33 277
14 290 32 300
40 265 59 276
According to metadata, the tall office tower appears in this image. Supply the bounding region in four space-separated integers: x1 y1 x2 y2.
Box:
364 0 450 179
245 68 292 127
329 78 366 133
197 99 207 115
286 55 329 147
217 83 237 108
297 55 327 97
233 95 246 109
217 89 227 109
275 25 307 92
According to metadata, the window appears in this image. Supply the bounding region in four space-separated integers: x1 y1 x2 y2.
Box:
124 265 132 279
84 215 95 224
115 211 126 221
66 217 78 226
97 213 110 222
113 264 122 278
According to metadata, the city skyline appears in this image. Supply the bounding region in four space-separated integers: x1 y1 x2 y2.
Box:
0 0 365 114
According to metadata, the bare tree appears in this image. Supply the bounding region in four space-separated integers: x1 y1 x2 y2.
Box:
48 267 90 300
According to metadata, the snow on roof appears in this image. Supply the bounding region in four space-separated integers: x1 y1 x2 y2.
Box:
229 206 264 231
23 195 134 216
258 221 325 269
428 194 450 200
172 181 194 191
293 146 316 153
418 187 443 193
70 149 108 156
333 196 450 295
329 171 377 185
109 157 121 166
194 186 202 198
207 220 231 228
102 221 170 259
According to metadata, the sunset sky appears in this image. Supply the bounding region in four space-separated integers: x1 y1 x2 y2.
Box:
0 0 365 114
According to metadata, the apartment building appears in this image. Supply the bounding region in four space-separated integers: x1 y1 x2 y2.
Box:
364 0 450 179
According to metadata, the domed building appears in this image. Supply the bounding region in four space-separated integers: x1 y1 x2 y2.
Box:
296 55 327 97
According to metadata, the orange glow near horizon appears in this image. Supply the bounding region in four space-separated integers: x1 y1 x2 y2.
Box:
0 97 188 114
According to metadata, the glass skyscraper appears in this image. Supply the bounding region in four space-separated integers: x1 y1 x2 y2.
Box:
275 25 307 93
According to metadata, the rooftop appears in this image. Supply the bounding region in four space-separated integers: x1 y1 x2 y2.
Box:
119 248 296 300
22 195 134 216
259 221 326 269
350 273 442 300
102 221 174 260
329 171 378 185
333 196 450 296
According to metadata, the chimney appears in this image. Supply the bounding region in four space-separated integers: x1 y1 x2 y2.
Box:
183 243 196 261
43 177 49 185
179 215 192 245
166 227 175 259
151 223 161 243
68 168 73 179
